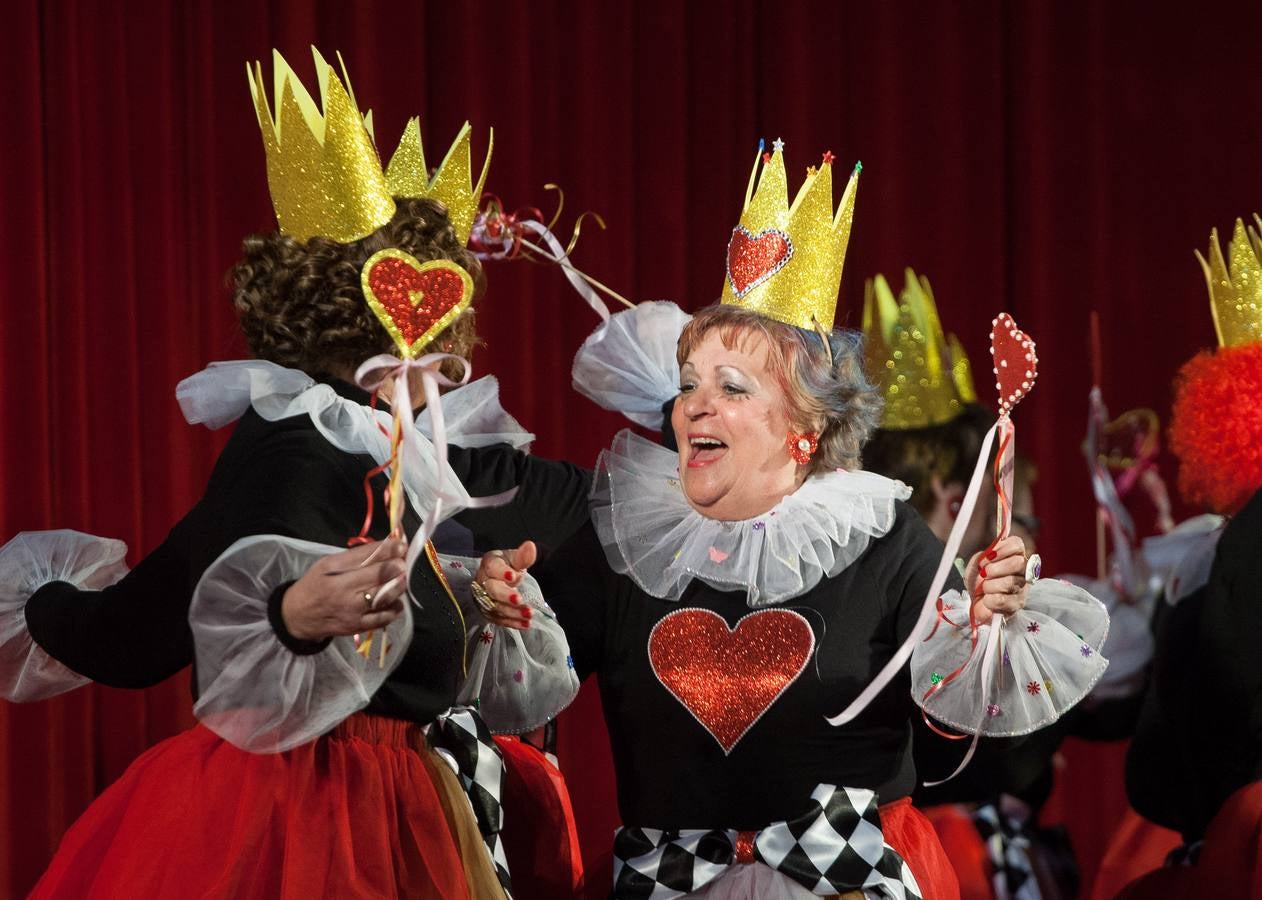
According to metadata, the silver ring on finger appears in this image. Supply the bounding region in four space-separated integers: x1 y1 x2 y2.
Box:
362 590 375 611
469 580 496 614
1024 553 1042 583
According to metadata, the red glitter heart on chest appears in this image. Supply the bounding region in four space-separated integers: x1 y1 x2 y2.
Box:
648 608 814 754
726 226 794 297
362 252 472 355
990 312 1039 414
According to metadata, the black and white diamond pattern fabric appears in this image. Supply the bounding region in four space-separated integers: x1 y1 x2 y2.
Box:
429 706 513 898
612 783 922 899
973 803 1039 900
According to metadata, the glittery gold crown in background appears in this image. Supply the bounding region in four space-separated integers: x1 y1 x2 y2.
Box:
1195 215 1262 348
719 140 859 332
247 48 492 244
863 268 977 430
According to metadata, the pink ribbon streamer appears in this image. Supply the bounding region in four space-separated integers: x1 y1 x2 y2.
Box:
354 353 518 578
826 420 1000 728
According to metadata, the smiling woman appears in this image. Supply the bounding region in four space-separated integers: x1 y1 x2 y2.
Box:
476 140 1114 899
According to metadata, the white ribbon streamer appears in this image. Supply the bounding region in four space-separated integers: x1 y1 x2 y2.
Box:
517 219 614 322
826 421 1000 728
354 353 517 575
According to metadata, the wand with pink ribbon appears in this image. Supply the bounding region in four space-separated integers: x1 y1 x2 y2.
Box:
827 313 1040 783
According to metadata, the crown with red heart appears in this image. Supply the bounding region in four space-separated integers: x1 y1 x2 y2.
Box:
361 249 474 359
719 140 860 333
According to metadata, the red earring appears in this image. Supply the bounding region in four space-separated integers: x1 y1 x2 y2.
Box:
787 432 818 465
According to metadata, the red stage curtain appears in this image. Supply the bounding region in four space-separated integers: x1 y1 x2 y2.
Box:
3 2 1261 896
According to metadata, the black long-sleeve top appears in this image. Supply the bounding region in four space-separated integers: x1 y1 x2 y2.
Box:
536 501 966 830
1126 486 1262 842
23 379 591 719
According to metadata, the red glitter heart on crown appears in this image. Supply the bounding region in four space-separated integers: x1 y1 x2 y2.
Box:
648 608 814 754
361 249 474 358
726 226 794 298
990 312 1039 414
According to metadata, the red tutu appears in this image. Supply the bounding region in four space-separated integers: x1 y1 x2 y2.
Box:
883 798 962 900
31 715 497 899
922 804 994 899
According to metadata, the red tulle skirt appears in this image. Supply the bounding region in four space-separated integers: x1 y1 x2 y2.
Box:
882 798 962 900
922 804 993 900
32 715 506 899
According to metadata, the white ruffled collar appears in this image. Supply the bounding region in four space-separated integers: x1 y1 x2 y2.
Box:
175 360 532 523
591 430 911 607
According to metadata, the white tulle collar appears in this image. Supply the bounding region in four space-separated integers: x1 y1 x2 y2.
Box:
591 430 911 607
175 360 532 523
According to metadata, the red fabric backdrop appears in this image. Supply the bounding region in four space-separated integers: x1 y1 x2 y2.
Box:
3 1 1261 896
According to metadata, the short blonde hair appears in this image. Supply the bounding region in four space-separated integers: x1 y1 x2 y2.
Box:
676 304 882 473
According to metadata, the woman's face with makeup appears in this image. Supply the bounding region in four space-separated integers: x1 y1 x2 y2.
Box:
672 329 802 520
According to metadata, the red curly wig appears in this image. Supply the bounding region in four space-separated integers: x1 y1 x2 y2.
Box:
1169 341 1262 515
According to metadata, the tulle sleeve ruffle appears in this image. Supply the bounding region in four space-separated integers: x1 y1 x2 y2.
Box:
0 530 128 701
190 535 412 753
438 554 581 734
910 580 1110 737
571 300 691 428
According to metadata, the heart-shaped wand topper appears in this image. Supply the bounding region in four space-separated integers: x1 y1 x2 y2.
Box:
361 249 474 359
990 312 1039 415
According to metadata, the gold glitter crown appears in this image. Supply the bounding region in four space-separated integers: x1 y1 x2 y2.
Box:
719 140 859 332
247 48 492 244
863 268 976 430
1195 215 1262 348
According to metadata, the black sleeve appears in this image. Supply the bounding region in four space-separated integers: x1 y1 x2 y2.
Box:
884 502 968 644
24 510 202 688
25 423 371 689
532 521 611 680
447 444 592 559
1125 586 1208 838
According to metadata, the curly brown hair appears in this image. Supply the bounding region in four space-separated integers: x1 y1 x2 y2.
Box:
231 197 484 379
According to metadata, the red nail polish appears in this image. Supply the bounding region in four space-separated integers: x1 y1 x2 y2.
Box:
986 549 998 560
503 570 514 581
509 593 519 605
523 608 533 619
979 566 987 578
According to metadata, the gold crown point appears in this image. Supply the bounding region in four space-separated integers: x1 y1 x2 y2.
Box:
384 118 429 198
1197 216 1262 348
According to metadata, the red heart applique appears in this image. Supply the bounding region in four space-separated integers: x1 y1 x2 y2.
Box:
990 312 1039 414
726 226 794 297
361 249 474 358
648 608 814 753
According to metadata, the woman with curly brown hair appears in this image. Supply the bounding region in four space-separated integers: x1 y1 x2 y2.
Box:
2 51 590 899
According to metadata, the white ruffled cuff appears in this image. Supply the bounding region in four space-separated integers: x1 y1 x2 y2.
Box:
190 535 412 754
911 581 1110 737
0 530 128 701
438 554 580 734
571 300 691 428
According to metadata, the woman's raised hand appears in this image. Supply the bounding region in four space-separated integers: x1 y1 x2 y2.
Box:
472 540 538 631
964 535 1030 623
281 538 409 641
